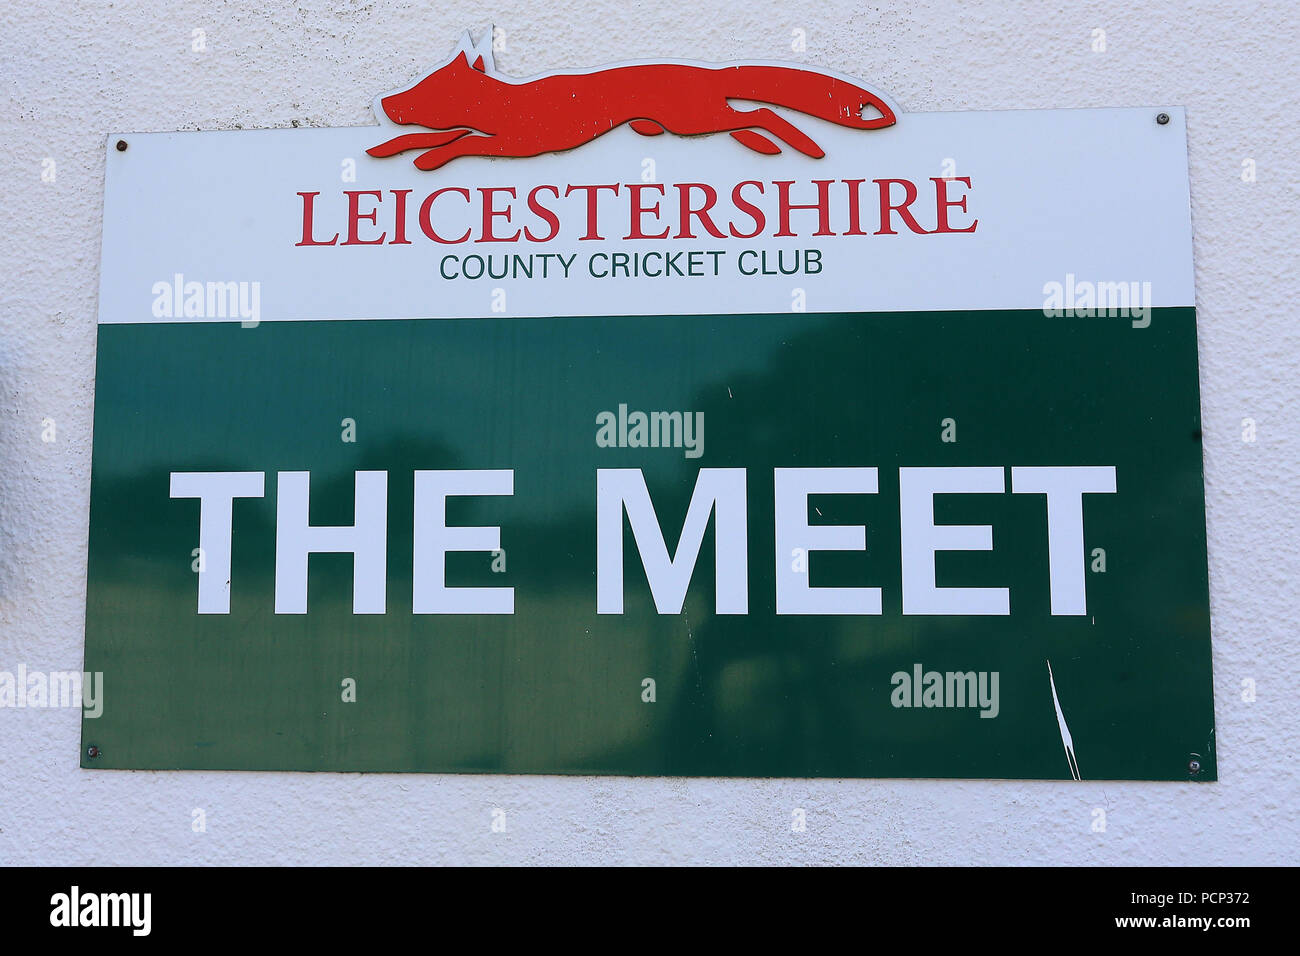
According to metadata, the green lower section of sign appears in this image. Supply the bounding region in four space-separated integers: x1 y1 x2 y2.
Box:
83 308 1214 779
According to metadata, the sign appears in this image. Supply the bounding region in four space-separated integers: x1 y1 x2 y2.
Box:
84 30 1213 779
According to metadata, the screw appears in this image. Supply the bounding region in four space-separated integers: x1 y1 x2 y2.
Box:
86 745 100 759
1188 758 1201 774
115 140 128 151
1156 113 1170 126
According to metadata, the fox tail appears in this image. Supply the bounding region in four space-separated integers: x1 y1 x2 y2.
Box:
724 65 896 130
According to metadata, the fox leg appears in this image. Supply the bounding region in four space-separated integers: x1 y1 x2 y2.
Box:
413 131 608 170
412 134 502 171
729 107 825 158
730 130 781 154
652 105 825 158
368 129 471 158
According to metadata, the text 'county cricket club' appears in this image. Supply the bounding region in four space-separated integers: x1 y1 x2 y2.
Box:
89 27 1212 780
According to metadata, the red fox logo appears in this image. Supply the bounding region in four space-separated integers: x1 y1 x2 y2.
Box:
368 30 897 170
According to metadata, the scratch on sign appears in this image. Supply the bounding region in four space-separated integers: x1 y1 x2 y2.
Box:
1047 659 1081 781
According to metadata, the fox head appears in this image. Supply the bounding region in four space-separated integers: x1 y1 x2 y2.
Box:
375 30 497 130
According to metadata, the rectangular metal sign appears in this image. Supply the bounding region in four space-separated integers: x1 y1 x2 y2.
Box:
84 38 1213 778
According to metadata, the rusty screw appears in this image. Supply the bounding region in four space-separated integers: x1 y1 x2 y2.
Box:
86 745 100 759
115 140 127 151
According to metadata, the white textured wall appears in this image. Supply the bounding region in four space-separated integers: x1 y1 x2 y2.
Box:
1 0 1297 866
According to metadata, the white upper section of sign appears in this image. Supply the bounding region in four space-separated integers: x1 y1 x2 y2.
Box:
98 106 1195 323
